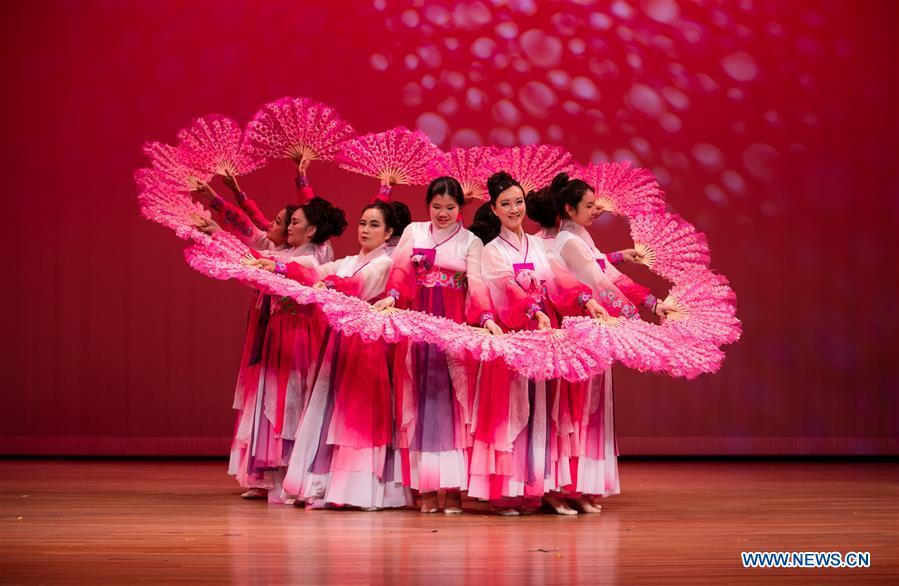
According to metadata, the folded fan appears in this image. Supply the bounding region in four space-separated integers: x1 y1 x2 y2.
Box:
246 96 356 162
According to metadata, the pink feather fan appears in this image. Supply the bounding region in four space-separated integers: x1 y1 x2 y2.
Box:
335 127 441 194
628 212 711 281
142 141 210 190
177 114 264 177
135 175 210 242
246 96 356 162
662 270 742 346
428 146 499 201
573 161 665 216
480 145 573 194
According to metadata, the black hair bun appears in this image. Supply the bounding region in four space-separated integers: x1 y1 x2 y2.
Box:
549 172 570 194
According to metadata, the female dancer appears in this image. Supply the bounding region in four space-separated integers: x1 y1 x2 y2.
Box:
526 172 674 512
197 181 347 502
371 177 500 514
467 171 609 515
250 201 412 510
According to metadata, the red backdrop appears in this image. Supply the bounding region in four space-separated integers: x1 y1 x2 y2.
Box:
2 0 896 456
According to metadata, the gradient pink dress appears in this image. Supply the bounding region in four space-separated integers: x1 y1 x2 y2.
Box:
210 183 334 498
281 244 411 508
468 227 593 504
383 221 492 493
552 219 657 497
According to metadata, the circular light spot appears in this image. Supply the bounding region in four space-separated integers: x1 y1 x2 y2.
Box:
492 99 521 125
401 9 420 27
722 170 747 194
489 128 516 147
496 21 518 39
520 29 563 68
627 84 663 117
721 51 759 82
704 184 728 206
613 148 639 164
743 143 780 181
472 37 497 59
519 127 540 145
551 12 580 35
693 143 724 169
572 77 600 101
370 54 388 71
591 150 610 163
416 113 449 145
548 69 570 88
659 112 683 133
421 75 437 90
451 129 483 148
547 125 564 142
563 101 582 115
425 5 450 26
444 71 466 90
466 88 487 111
631 137 651 157
611 0 634 19
662 86 689 110
590 13 612 30
404 54 419 70
519 81 556 117
644 0 679 23
402 83 422 107
438 97 459 116
568 38 587 55
418 44 442 68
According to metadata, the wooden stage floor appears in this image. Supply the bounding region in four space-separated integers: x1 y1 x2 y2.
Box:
1 459 896 585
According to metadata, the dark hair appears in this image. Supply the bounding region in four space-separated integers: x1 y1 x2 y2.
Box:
471 171 524 243
390 201 412 235
527 172 595 227
486 171 523 203
468 201 501 244
361 200 411 239
296 197 348 244
282 204 300 237
426 176 465 207
524 188 558 229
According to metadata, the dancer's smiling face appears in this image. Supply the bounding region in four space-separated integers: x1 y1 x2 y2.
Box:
358 207 392 253
287 208 316 247
428 194 459 229
267 209 289 245
491 185 526 233
564 189 598 227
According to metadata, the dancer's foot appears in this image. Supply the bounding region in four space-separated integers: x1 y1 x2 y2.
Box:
282 498 298 506
567 497 601 514
420 491 439 513
494 507 520 516
305 498 327 510
444 491 463 514
240 488 268 499
543 495 578 515
360 506 382 512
